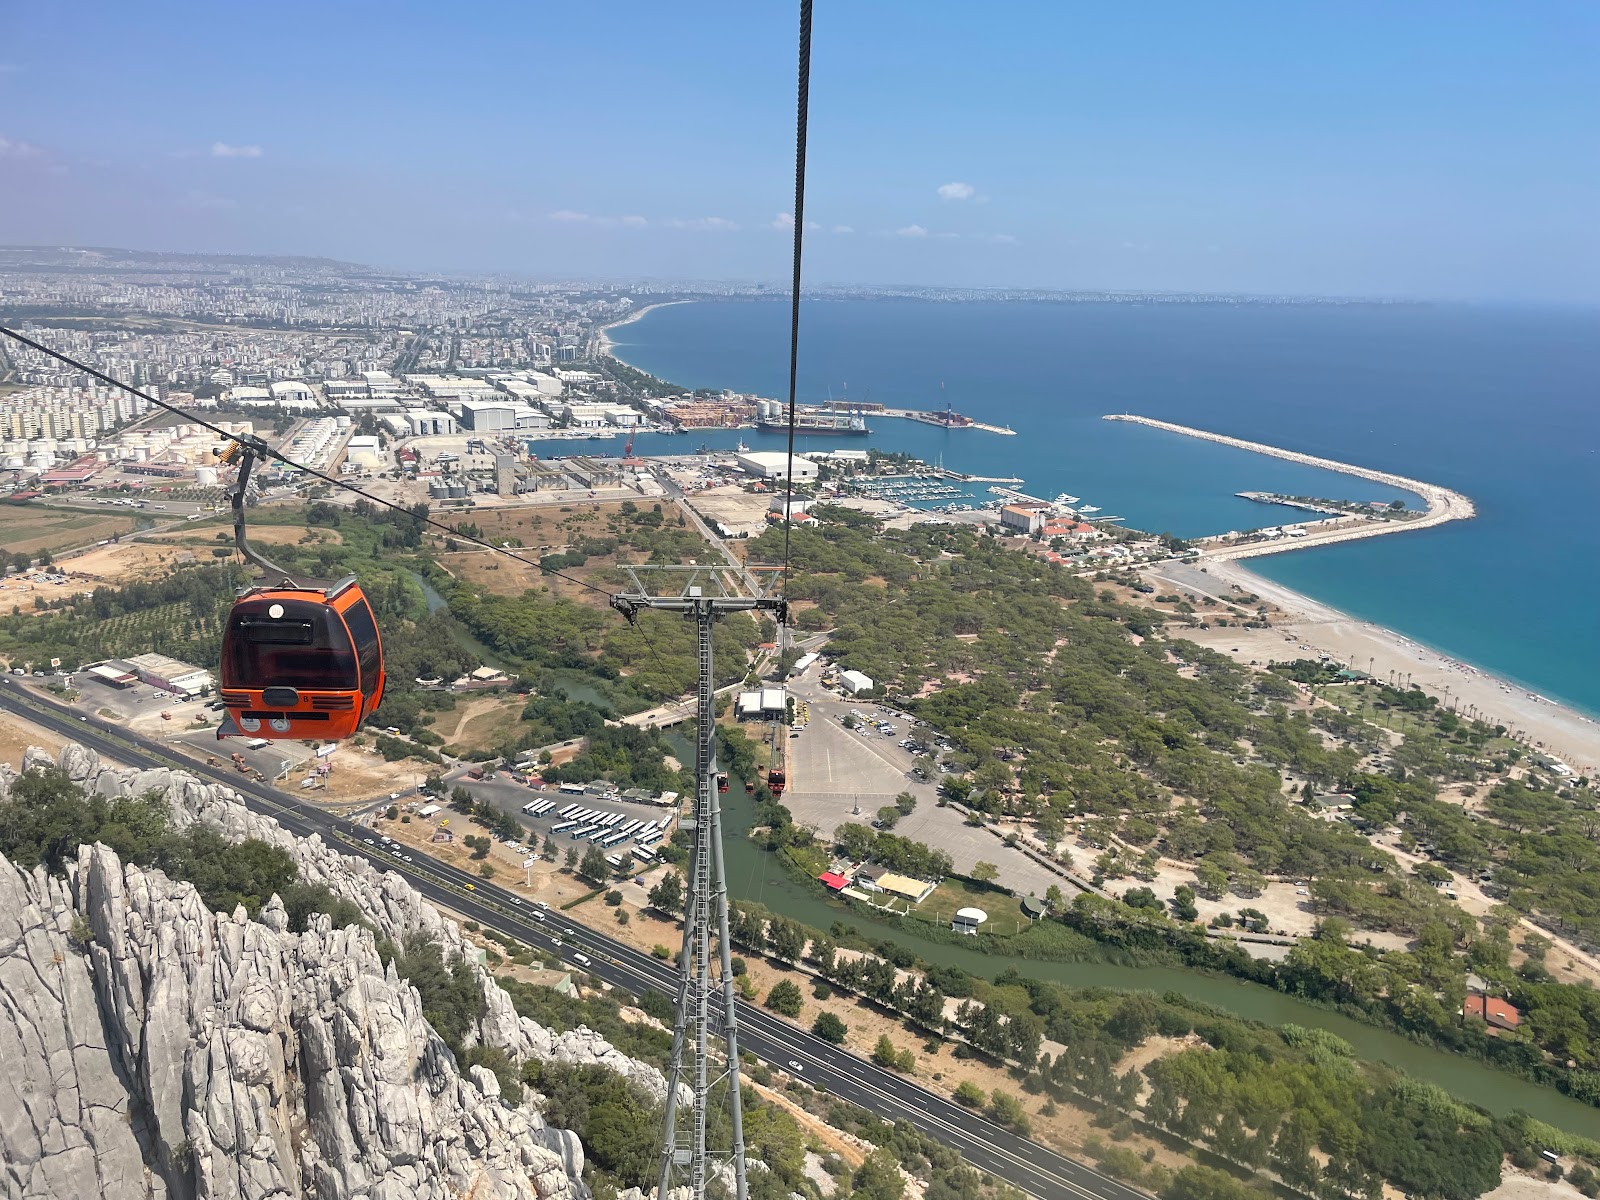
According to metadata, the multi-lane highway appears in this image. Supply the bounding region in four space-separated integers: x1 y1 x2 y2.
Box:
0 679 1142 1200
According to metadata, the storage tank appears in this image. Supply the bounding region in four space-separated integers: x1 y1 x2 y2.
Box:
195 466 219 487
428 482 450 499
448 483 468 499
335 416 352 430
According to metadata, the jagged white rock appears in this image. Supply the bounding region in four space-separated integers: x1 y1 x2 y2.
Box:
0 745 679 1200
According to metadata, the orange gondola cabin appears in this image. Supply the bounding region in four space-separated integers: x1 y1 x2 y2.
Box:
220 576 385 741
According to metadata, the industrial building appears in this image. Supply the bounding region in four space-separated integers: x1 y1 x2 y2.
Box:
344 435 383 469
121 653 215 696
838 669 874 695
734 451 818 482
999 504 1050 535
405 409 457 436
561 403 612 428
458 399 519 432
495 454 519 497
735 687 788 720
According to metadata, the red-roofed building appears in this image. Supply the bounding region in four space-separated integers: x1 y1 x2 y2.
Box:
1463 991 1522 1033
818 872 849 892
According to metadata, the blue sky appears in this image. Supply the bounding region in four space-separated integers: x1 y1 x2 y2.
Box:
2 1 1597 300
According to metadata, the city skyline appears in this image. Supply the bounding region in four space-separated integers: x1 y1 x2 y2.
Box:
2 2 1598 302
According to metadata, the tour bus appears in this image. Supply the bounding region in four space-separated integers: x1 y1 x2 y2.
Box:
619 819 642 837
550 821 578 835
558 782 587 795
604 853 625 870
631 845 657 863
558 805 580 818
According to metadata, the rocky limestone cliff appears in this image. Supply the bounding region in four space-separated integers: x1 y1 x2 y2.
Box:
0 746 674 1200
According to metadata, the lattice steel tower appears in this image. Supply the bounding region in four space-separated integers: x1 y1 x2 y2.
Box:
612 573 785 1200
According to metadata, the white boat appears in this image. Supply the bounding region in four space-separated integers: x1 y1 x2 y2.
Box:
1054 493 1079 504
735 439 750 452
1079 504 1101 513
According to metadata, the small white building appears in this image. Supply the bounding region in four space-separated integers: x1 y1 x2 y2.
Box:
838 669 874 695
345 435 383 468
952 906 988 936
734 451 818 482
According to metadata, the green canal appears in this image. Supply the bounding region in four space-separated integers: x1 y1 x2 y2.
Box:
703 784 1600 1137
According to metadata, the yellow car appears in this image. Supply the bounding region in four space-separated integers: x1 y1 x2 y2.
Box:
464 883 476 891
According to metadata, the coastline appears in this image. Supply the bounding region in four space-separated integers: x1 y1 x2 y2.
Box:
602 308 1584 749
1107 413 1476 559
1146 557 1600 775
596 299 694 357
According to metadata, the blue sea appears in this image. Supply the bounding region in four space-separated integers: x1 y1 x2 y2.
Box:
592 299 1600 715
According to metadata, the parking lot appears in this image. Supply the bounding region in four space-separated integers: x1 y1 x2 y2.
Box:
784 682 1063 897
452 771 677 869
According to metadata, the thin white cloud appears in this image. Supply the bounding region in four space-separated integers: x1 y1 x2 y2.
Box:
665 216 739 231
937 181 975 201
935 231 960 240
620 215 648 228
0 134 43 159
831 225 854 234
896 224 929 238
986 233 1019 245
549 209 592 222
772 212 794 230
211 141 263 158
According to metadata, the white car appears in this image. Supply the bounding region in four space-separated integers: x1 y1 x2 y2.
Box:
532 911 546 922
787 1060 805 1073
362 838 375 846
510 898 523 906
573 953 591 967
390 850 402 859
402 855 413 863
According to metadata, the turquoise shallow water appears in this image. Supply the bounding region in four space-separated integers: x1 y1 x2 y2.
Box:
602 298 1600 715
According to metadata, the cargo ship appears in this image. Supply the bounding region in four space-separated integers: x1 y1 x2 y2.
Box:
754 402 870 435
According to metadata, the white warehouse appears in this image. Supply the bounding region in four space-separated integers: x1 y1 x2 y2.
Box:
734 451 818 482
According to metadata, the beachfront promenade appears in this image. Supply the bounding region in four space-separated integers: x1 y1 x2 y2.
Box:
1105 414 1476 560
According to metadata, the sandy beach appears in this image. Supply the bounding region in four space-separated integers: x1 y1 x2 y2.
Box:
1144 558 1600 776
595 299 693 357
